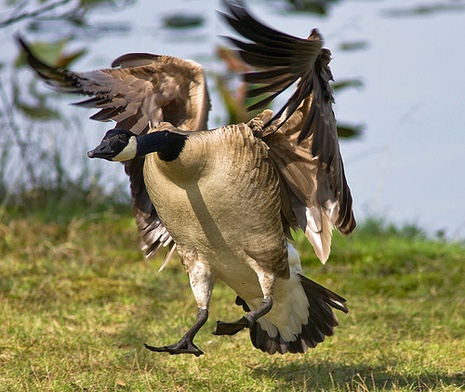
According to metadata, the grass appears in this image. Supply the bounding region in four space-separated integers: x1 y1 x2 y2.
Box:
1 198 464 391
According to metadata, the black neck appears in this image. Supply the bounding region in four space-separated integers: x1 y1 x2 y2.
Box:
137 131 187 161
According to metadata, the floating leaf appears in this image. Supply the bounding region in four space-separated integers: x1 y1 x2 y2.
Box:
383 3 465 17
336 123 364 139
332 78 363 92
79 0 135 10
339 40 369 51
286 0 341 15
163 14 204 29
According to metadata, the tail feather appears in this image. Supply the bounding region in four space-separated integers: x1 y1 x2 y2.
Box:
239 274 348 355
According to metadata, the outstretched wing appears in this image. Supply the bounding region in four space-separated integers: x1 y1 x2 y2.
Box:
223 2 355 263
18 37 211 263
17 39 210 133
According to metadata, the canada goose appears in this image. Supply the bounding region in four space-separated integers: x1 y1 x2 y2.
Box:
19 2 355 356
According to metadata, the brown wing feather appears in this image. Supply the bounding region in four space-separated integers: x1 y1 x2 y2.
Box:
224 2 355 263
17 36 210 263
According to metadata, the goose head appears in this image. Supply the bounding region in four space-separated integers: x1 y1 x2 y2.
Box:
88 127 188 162
88 128 138 162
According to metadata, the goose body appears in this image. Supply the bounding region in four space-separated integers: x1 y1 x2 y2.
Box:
142 124 321 350
21 1 355 355
144 124 286 301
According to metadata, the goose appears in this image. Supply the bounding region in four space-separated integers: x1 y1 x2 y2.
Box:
19 1 355 356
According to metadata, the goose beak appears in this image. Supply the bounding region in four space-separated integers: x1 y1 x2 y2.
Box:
87 139 114 160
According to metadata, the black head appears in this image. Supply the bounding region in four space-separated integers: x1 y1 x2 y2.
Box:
87 128 137 161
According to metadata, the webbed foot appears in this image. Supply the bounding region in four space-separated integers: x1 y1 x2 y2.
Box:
144 339 204 356
144 307 208 357
213 317 251 335
214 296 273 336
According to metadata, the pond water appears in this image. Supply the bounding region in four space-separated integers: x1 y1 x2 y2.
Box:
2 0 465 239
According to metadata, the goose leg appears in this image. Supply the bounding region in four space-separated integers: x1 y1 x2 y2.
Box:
214 268 275 335
145 258 213 356
145 308 208 356
213 296 273 335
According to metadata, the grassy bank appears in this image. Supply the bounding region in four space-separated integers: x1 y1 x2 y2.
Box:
1 201 464 391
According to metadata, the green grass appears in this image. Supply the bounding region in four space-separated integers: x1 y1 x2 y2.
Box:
1 202 464 391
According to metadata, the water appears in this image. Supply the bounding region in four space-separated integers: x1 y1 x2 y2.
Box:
2 0 465 238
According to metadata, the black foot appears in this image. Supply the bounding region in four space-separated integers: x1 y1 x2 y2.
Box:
213 317 251 336
235 296 251 312
144 308 208 356
144 340 204 357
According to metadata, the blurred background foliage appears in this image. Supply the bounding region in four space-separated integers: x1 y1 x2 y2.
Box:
0 0 460 216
